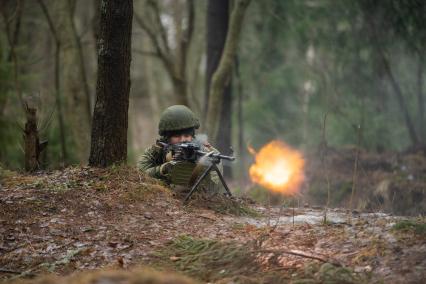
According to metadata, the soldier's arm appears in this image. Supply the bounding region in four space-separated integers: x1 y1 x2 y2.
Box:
138 146 164 179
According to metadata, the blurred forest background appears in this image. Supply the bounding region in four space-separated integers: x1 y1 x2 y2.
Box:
1 0 425 213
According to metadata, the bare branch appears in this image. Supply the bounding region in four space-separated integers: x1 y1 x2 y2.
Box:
132 49 160 57
254 249 343 267
147 0 171 55
134 11 175 78
37 0 60 45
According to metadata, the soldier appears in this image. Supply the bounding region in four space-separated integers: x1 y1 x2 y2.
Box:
138 105 221 189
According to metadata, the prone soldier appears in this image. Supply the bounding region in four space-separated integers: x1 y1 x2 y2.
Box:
138 105 229 197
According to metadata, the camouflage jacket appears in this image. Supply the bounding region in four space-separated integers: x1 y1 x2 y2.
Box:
137 139 222 185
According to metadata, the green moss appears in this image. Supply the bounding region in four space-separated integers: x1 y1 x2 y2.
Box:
392 220 426 235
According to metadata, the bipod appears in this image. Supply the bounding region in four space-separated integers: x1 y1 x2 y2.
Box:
184 160 232 203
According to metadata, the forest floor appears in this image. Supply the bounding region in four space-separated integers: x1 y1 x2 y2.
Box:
0 166 425 283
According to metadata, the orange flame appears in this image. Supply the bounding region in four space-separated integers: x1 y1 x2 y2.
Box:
248 140 305 195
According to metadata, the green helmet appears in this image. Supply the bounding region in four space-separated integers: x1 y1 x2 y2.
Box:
158 105 200 136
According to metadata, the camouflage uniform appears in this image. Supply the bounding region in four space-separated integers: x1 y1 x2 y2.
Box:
137 138 222 186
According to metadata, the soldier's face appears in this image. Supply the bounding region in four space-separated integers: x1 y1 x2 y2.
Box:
169 133 193 144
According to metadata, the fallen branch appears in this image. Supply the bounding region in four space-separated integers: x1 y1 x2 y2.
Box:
0 268 22 274
6 268 36 280
254 249 343 267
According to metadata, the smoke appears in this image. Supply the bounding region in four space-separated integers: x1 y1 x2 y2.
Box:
197 154 211 166
195 133 235 167
195 133 208 145
194 133 212 166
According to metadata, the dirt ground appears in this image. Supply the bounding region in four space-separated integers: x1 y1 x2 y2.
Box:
0 166 425 283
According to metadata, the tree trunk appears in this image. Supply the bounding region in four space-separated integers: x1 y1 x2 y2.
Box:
172 76 189 106
216 83 233 178
417 54 425 142
37 0 68 164
205 0 232 178
235 56 246 181
24 107 39 172
24 107 47 172
54 41 68 164
68 0 92 124
1 0 24 112
204 0 229 116
362 5 420 147
205 0 250 142
380 49 420 146
62 0 91 163
89 0 133 167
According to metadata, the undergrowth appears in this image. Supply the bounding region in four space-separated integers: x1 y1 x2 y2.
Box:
154 236 371 283
189 194 261 217
294 263 372 284
153 235 289 283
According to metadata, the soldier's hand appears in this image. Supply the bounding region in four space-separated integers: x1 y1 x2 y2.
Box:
160 161 174 176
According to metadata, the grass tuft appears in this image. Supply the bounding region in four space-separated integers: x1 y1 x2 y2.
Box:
392 219 426 235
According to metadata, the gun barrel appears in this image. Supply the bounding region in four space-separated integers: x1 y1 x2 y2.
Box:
213 153 235 161
196 150 235 161
157 142 236 161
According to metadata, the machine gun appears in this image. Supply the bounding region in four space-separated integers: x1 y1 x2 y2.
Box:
157 141 235 203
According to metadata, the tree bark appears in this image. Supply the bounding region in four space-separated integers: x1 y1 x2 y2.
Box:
204 0 229 116
24 107 47 172
89 0 133 167
235 56 246 181
205 0 232 177
205 0 250 142
24 107 39 172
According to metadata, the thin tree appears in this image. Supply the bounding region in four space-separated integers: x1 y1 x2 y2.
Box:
37 0 68 164
360 0 423 148
67 0 92 126
89 0 133 167
0 0 24 113
205 0 251 142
